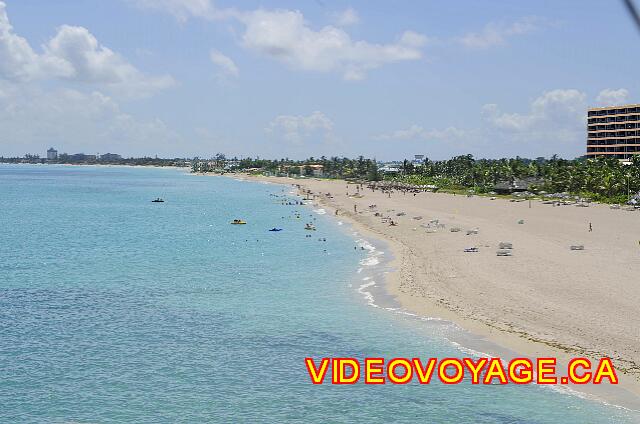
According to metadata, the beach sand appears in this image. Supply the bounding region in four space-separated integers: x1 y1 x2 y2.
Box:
231 174 640 408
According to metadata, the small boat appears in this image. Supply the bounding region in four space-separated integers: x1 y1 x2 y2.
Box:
304 223 316 231
151 198 164 203
269 228 283 232
231 219 247 225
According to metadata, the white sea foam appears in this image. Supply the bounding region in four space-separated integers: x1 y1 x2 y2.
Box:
358 281 379 307
313 208 326 215
447 340 494 359
359 256 380 266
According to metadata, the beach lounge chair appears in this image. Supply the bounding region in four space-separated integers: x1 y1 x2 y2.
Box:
517 219 524 224
570 245 585 250
464 247 479 253
498 242 513 250
450 227 461 232
466 229 479 235
496 250 512 256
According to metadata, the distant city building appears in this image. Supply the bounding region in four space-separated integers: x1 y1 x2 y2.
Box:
587 104 640 161
305 164 324 177
69 153 97 161
100 153 122 161
47 147 58 160
379 163 402 174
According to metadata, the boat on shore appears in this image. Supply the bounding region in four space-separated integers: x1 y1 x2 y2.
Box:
151 198 164 203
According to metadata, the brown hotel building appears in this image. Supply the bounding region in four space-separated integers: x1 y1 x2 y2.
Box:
587 104 640 160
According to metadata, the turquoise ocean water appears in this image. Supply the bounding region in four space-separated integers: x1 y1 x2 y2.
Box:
0 164 637 423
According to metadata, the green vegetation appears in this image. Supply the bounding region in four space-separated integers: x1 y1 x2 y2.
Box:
193 155 382 181
390 155 640 203
194 153 640 204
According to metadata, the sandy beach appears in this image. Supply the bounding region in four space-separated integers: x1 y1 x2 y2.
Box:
232 173 640 407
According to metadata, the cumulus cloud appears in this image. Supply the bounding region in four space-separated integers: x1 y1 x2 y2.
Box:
127 1 426 80
0 81 180 156
238 9 426 80
482 89 586 132
332 8 360 27
0 2 68 81
0 1 173 96
596 88 629 106
210 49 238 77
265 111 334 144
458 17 545 49
374 89 592 158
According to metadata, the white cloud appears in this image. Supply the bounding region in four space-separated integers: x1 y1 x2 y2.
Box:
209 49 238 76
127 1 427 80
373 89 592 158
125 0 219 22
482 89 586 132
458 17 544 49
0 81 180 156
0 1 69 81
374 125 467 142
265 111 334 144
332 8 360 27
596 88 629 106
0 1 174 97
238 9 426 80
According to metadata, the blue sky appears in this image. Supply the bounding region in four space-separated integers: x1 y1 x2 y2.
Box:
0 0 638 160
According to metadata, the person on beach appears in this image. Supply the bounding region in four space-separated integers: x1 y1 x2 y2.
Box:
589 222 593 232
354 205 357 213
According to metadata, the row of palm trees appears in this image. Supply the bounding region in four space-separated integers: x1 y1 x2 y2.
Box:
396 154 640 203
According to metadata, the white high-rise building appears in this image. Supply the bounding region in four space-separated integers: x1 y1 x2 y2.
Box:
46 147 58 160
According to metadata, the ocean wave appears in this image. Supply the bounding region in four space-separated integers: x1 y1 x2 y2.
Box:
313 208 326 215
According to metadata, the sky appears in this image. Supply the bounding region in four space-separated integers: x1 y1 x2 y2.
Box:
0 0 639 160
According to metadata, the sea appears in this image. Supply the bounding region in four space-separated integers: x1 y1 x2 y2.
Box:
0 164 637 423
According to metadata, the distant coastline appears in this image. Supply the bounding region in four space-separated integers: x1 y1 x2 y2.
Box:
0 157 190 168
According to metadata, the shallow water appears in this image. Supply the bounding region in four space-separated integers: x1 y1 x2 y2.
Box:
0 164 636 423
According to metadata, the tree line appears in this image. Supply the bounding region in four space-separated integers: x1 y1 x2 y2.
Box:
193 153 640 203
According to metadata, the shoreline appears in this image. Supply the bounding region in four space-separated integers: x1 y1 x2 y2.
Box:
224 172 640 412
0 162 188 170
